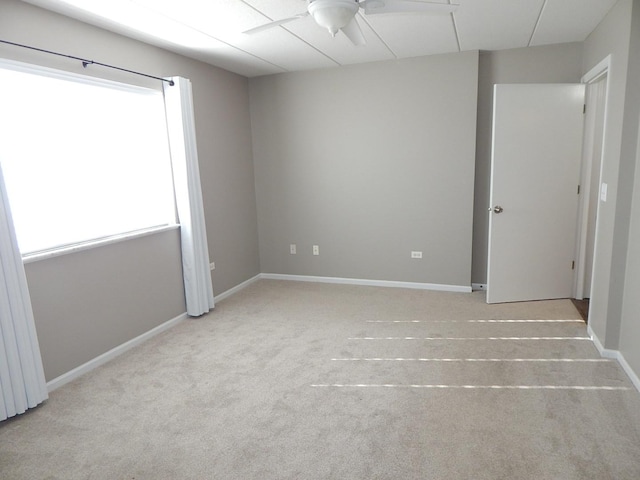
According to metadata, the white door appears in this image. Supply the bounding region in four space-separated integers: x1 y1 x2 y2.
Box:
487 84 585 304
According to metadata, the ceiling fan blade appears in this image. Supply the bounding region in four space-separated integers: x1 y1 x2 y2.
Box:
243 12 309 35
341 17 366 46
361 0 459 16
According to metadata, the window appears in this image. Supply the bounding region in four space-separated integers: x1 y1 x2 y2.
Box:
0 60 176 256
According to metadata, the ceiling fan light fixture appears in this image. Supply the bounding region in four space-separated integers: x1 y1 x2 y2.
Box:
308 0 359 36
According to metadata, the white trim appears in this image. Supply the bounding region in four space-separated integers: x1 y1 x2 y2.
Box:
214 274 261 303
588 324 613 357
587 325 640 393
615 352 640 393
22 225 180 264
581 55 612 84
50 272 469 392
472 283 487 291
574 55 612 299
260 273 472 293
45 273 263 392
46 312 187 392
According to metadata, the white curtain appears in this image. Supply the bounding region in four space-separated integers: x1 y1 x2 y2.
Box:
0 164 48 421
163 77 215 316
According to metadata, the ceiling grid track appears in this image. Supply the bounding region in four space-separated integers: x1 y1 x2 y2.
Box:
242 0 341 69
281 27 343 67
451 12 462 52
528 0 548 47
357 13 399 60
139 0 289 73
22 0 621 77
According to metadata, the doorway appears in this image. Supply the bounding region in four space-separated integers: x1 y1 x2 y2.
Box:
486 60 611 308
486 83 585 304
574 57 611 317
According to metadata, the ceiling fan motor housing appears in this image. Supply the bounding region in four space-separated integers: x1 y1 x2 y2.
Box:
308 0 360 36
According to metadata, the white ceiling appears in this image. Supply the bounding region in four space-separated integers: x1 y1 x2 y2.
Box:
23 0 618 78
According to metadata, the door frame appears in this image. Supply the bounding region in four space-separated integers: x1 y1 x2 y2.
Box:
574 55 611 301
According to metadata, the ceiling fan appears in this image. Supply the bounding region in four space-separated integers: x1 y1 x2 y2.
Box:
243 0 460 46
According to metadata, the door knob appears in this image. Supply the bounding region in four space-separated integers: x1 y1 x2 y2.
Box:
492 205 504 214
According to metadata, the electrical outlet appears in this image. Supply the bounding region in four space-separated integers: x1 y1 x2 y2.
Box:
209 262 215 270
411 251 423 259
290 244 297 255
313 245 319 256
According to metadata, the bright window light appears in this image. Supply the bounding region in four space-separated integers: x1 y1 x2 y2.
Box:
0 62 176 255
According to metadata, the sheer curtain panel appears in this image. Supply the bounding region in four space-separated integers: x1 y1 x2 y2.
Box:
0 164 48 421
163 77 215 316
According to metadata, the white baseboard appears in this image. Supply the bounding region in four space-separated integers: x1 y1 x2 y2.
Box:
588 325 640 393
46 273 469 392
46 274 264 392
587 325 606 354
472 283 487 291
260 273 472 293
214 274 261 303
616 352 640 393
46 312 187 392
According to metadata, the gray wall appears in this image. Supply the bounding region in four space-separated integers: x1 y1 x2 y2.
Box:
620 125 640 375
24 231 185 381
618 0 640 377
582 0 633 348
0 0 260 380
472 43 584 284
250 51 479 288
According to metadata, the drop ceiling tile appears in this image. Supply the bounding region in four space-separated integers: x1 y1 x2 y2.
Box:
135 0 336 72
21 0 623 78
24 0 283 77
530 0 619 46
242 0 308 25
239 0 396 68
134 0 266 34
282 14 396 66
232 30 339 71
242 0 396 66
364 13 459 59
454 0 544 51
176 46 286 78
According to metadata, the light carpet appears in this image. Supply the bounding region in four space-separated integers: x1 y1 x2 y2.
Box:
1 280 640 479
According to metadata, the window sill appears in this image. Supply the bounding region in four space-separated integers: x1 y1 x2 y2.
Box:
22 224 180 264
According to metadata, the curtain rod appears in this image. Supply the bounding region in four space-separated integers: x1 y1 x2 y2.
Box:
0 39 174 86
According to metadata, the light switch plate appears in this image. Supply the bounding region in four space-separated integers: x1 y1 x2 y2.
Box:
600 182 608 202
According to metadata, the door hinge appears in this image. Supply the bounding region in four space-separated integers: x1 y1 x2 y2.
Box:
571 260 575 270
583 104 586 114
577 184 581 195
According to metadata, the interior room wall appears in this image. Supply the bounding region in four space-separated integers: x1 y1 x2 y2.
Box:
620 122 640 378
0 0 260 381
24 230 185 381
472 42 584 285
617 0 640 379
249 51 479 289
582 0 633 349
